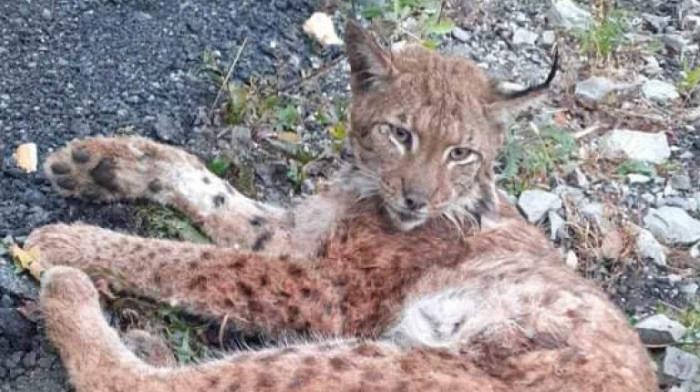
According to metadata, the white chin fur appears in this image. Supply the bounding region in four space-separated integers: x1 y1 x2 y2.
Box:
387 208 427 231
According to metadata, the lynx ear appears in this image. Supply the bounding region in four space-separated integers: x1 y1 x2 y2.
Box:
486 49 559 129
345 20 394 93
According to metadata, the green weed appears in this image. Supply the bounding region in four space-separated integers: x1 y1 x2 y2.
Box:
132 205 211 244
616 160 657 177
576 10 628 64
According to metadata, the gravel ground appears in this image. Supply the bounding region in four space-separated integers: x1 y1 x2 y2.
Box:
0 0 321 389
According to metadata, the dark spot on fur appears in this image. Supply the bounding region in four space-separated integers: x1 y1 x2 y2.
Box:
302 356 317 365
222 298 234 308
300 288 312 298
202 177 211 184
214 194 226 207
82 186 101 200
225 383 241 391
71 149 90 163
260 275 269 286
252 231 272 251
288 306 300 322
248 299 263 313
230 259 247 270
362 369 383 382
207 376 220 387
256 373 276 389
353 343 384 358
279 254 290 261
287 264 304 278
148 179 163 193
392 381 411 392
50 162 71 175
90 158 119 191
147 251 156 259
257 354 280 364
237 282 253 297
249 216 265 227
153 272 162 285
201 251 212 260
56 177 77 190
188 261 198 270
187 275 207 291
329 356 352 371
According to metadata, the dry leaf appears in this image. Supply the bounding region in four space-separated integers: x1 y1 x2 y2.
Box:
14 143 38 173
10 244 44 279
302 12 343 46
278 131 302 145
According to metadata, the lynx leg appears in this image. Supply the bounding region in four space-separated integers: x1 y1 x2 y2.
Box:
41 266 504 392
44 137 293 254
27 223 343 336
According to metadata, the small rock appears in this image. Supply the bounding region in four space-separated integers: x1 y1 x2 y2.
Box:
547 0 594 31
662 347 699 383
684 106 700 122
636 228 667 266
574 76 617 105
642 13 671 33
579 202 604 227
565 250 578 269
540 30 556 46
628 174 652 184
302 12 342 46
671 174 693 191
657 197 694 211
452 27 470 42
662 34 690 53
548 210 566 241
644 206 700 244
517 190 563 223
512 28 538 45
691 242 700 258
682 283 699 296
598 129 671 164
566 167 589 189
642 79 680 103
636 314 686 347
643 56 662 76
553 185 585 205
153 113 183 142
41 8 52 20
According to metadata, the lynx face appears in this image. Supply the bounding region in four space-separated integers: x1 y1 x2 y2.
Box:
345 22 555 231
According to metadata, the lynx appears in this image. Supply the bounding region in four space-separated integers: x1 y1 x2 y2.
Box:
26 21 656 392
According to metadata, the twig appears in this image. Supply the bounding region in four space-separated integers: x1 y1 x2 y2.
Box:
437 0 446 23
210 37 249 117
276 54 346 93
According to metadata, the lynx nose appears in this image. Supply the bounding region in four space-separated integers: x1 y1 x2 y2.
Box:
403 194 427 211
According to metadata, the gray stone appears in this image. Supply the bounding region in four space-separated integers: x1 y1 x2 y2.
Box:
548 210 566 241
643 56 662 76
547 0 594 31
657 197 695 211
635 314 686 347
642 13 671 33
598 129 671 164
671 174 693 191
628 174 652 184
512 28 538 45
540 30 556 46
517 190 563 223
574 77 617 105
691 242 700 258
662 347 699 383
153 113 183 142
452 27 470 42
662 34 690 52
553 185 586 205
642 79 680 103
684 106 700 122
636 228 667 266
579 202 604 226
682 283 699 296
566 167 589 189
644 206 700 244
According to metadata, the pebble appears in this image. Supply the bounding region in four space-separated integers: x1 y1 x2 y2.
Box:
598 129 671 164
517 189 563 223
662 347 699 383
547 0 594 30
512 28 538 45
644 206 700 244
642 79 680 103
635 314 686 347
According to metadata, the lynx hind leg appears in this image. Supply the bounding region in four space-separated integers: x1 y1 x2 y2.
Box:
44 136 208 202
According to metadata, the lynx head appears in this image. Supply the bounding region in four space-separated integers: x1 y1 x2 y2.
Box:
344 21 557 231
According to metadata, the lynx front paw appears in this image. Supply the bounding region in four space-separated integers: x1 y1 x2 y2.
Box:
44 137 202 202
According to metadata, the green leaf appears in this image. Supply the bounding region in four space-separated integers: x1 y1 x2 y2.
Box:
207 157 231 178
329 123 347 140
421 39 439 51
617 160 657 177
276 104 299 130
424 18 455 36
361 6 384 19
172 219 211 244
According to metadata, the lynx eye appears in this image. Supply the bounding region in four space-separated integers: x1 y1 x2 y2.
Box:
447 147 477 164
391 127 412 147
